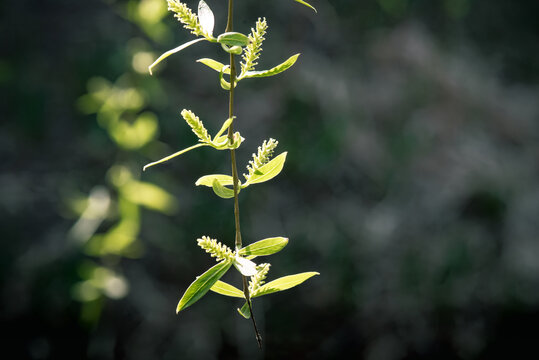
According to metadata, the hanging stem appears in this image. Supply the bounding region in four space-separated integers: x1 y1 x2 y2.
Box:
225 0 262 349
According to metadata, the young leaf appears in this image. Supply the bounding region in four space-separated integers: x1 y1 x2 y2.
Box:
294 0 317 13
219 65 237 90
143 143 208 171
176 261 232 313
242 54 300 79
212 178 235 199
243 152 287 186
237 302 250 319
253 272 319 298
217 32 249 47
233 255 258 276
210 280 244 298
148 38 206 75
197 58 229 74
215 117 234 138
238 237 288 258
197 0 214 37
196 174 233 187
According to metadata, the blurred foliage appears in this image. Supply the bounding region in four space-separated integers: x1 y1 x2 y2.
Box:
1 0 539 359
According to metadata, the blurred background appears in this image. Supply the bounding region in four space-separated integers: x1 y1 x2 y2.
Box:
1 0 539 358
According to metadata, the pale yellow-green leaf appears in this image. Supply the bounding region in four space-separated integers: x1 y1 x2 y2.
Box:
148 38 206 75
210 280 244 298
294 0 317 13
195 174 233 187
217 32 249 47
143 143 208 171
233 255 258 276
197 58 229 74
243 152 287 187
253 272 319 298
241 54 300 79
238 237 288 258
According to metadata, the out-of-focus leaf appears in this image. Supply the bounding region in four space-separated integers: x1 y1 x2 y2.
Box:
293 0 317 13
176 261 232 313
148 38 206 75
238 237 288 258
212 178 235 198
121 181 178 214
242 54 300 79
196 174 233 187
197 0 214 36
253 272 319 297
210 280 244 298
243 152 287 186
217 32 249 47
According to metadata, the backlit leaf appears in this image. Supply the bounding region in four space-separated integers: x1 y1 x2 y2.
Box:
294 0 317 13
195 174 233 187
238 237 288 258
197 58 229 74
197 0 214 36
210 280 244 298
148 38 206 75
217 32 249 47
233 255 258 276
176 261 232 313
212 178 235 199
242 54 300 79
253 272 319 297
242 152 287 186
237 302 250 319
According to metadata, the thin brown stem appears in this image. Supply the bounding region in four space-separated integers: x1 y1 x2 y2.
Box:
225 0 262 349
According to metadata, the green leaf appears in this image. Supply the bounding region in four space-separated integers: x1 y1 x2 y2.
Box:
176 261 232 313
197 58 229 74
253 272 319 298
212 178 235 199
197 0 214 36
221 44 243 55
294 0 317 13
215 117 234 138
217 32 249 47
237 302 250 319
241 54 300 79
219 65 237 90
242 152 287 186
233 255 258 276
148 38 206 75
239 237 288 258
195 174 233 187
143 143 208 171
210 280 244 298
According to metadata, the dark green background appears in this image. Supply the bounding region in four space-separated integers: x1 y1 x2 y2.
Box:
2 0 539 358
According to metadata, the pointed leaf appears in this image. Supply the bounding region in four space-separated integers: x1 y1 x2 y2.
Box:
217 32 249 47
212 178 235 199
215 117 234 138
242 54 300 79
253 272 319 298
294 0 317 13
243 152 287 186
219 65 236 90
210 280 244 298
197 0 214 36
148 38 206 75
233 255 258 276
239 237 288 258
143 143 207 171
196 174 233 187
237 302 250 319
176 261 232 313
197 58 229 74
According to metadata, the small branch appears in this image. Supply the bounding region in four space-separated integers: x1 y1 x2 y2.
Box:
226 0 262 348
